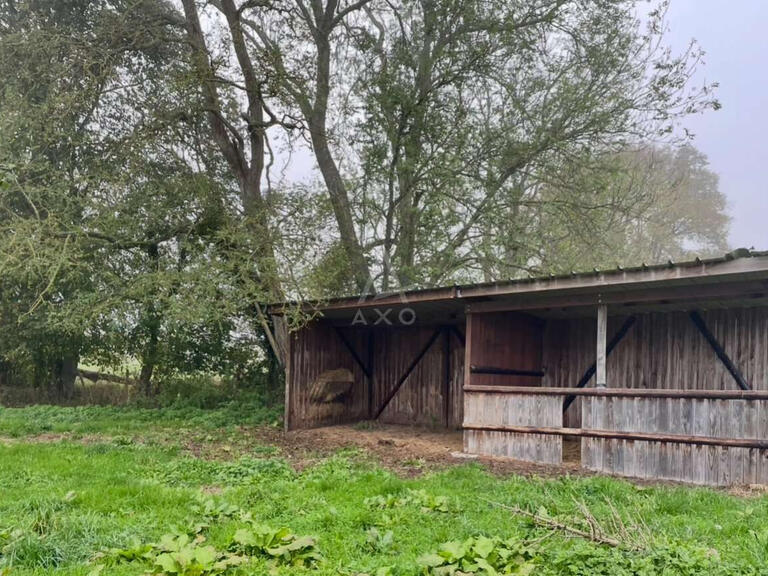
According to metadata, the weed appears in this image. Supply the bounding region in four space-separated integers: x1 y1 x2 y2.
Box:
365 489 452 513
418 535 537 575
152 456 294 487
151 534 245 575
364 527 394 553
231 524 323 567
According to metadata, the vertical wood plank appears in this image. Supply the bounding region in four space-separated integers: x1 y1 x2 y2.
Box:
596 305 608 387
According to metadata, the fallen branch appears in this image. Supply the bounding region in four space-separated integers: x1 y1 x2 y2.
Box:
481 498 623 548
77 369 136 386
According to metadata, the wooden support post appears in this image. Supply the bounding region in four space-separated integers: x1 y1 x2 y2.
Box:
596 304 608 388
443 327 451 428
563 316 636 413
689 310 751 391
375 328 442 419
367 329 375 418
464 313 473 388
283 332 292 432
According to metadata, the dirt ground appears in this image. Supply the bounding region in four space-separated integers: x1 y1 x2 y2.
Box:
258 426 768 495
253 423 585 478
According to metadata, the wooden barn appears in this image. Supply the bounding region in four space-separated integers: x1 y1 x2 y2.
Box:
272 249 768 486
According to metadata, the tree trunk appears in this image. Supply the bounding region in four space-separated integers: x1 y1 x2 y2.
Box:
54 353 78 400
310 130 373 293
181 0 284 304
140 244 161 396
139 359 155 397
305 28 373 294
391 3 435 287
139 310 159 396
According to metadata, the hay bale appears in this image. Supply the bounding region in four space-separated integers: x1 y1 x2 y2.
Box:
308 368 354 404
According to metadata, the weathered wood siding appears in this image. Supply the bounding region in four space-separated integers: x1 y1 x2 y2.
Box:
582 395 768 485
286 322 370 430
543 308 768 426
464 392 562 463
286 322 465 430
373 326 465 427
467 312 544 386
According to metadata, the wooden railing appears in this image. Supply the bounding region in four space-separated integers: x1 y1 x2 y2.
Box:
464 385 768 400
462 386 768 486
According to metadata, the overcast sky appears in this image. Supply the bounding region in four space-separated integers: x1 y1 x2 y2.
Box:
665 0 768 250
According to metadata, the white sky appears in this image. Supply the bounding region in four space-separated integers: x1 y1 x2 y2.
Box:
665 0 768 250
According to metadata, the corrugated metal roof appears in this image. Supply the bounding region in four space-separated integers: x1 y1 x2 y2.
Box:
277 248 768 314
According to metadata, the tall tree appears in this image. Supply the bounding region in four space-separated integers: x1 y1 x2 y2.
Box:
0 0 183 395
179 0 285 298
170 0 720 293
472 144 730 279
0 0 269 394
348 0 720 288
176 0 376 293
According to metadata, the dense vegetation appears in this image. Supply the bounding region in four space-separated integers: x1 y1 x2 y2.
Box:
0 5 750 574
1 403 768 575
0 0 729 400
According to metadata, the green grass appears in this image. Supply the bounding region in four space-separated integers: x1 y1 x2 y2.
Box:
0 400 282 437
2 405 768 575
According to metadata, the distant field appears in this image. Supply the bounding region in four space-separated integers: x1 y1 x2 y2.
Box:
1 405 768 575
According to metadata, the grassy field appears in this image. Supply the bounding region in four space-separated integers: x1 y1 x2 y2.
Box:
2 404 768 575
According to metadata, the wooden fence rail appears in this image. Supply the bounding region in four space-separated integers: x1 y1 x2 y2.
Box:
464 385 768 401
462 387 768 485
463 391 562 464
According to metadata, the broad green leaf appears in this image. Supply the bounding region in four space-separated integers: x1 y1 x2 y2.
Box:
154 553 180 573
418 552 446 567
473 536 495 559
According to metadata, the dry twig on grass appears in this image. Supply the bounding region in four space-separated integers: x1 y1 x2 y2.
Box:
481 497 648 551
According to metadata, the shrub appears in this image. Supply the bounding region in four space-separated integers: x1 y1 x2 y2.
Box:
153 374 235 410
231 525 323 567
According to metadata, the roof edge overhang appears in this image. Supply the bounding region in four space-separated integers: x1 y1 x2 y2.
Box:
270 249 768 316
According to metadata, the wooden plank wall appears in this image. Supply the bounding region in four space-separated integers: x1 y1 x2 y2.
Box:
543 308 768 427
467 312 544 386
374 325 465 427
286 322 370 429
287 322 465 430
464 392 562 464
582 395 768 485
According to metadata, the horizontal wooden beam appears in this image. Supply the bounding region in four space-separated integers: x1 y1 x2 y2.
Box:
461 256 768 301
470 365 545 378
464 385 768 401
465 280 768 314
311 286 459 311
463 423 768 450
